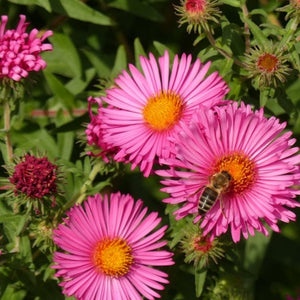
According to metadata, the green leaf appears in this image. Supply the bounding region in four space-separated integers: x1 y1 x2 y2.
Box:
42 265 56 282
111 45 127 78
193 32 207 47
153 41 175 59
65 68 96 96
82 50 113 78
286 78 300 106
8 0 51 12
222 23 245 55
43 71 75 110
42 33 82 78
278 18 299 50
51 113 89 134
134 38 147 71
1 214 27 254
221 0 241 7
292 113 300 135
259 87 274 107
275 88 296 114
108 0 164 22
241 16 270 47
215 57 234 80
83 156 92 175
249 8 268 17
62 160 87 200
14 129 59 159
290 47 300 71
19 235 33 264
244 232 271 278
197 48 219 63
1 284 26 300
57 132 75 161
0 214 27 236
195 265 207 297
227 77 243 100
0 201 11 216
50 0 114 26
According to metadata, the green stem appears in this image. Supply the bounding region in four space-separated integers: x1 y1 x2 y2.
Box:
241 3 251 54
62 162 104 211
4 100 13 162
204 28 245 68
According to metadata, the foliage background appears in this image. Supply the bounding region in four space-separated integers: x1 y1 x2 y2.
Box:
0 0 299 299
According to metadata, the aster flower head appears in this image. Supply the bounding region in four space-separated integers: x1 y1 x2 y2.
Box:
180 222 224 267
157 102 300 243
174 0 221 34
100 50 229 176
243 45 290 88
85 96 118 162
290 0 300 13
278 0 300 20
0 14 52 82
53 192 174 300
8 154 59 212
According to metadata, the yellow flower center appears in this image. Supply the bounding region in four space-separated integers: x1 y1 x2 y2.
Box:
143 91 184 131
213 152 256 194
257 53 278 73
92 237 133 277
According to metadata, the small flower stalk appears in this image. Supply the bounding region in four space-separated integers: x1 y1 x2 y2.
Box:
243 45 290 88
174 0 221 34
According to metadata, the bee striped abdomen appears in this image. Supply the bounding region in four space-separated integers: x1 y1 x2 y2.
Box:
199 187 218 213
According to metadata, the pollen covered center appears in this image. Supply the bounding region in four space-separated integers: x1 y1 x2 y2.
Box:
213 152 256 194
92 237 133 277
143 91 184 131
257 53 278 73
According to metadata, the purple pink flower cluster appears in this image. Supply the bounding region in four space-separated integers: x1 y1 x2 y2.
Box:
62 50 298 299
0 15 52 81
3 12 299 300
85 50 300 242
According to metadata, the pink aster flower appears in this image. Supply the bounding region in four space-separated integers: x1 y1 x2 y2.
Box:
100 50 229 176
157 102 300 243
85 96 118 162
53 192 174 300
0 14 52 81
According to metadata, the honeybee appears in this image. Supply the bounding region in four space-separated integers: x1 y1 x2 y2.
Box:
198 170 232 215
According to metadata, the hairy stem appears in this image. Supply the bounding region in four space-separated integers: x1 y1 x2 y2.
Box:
75 162 103 204
4 101 13 162
241 3 251 54
204 28 245 68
